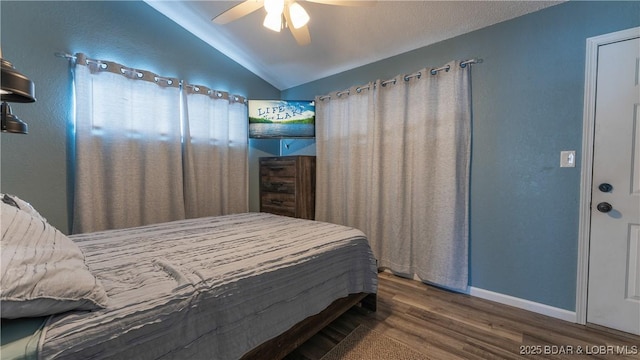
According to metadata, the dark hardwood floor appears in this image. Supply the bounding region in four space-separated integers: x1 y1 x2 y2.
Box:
285 272 640 360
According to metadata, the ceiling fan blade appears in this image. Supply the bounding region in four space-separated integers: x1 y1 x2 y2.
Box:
284 6 311 45
304 0 376 6
212 0 264 25
290 24 311 46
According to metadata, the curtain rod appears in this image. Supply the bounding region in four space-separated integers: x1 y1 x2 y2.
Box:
319 58 482 101
460 58 481 68
55 52 76 60
57 53 480 103
55 52 247 103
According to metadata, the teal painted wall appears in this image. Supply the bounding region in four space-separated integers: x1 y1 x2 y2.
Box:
0 1 280 233
282 1 640 311
2 0 639 312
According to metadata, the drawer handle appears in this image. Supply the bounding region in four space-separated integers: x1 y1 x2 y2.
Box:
264 182 288 191
269 166 285 171
270 199 284 205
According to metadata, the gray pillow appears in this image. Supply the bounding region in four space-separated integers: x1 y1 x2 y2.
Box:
1 193 47 222
1 202 109 318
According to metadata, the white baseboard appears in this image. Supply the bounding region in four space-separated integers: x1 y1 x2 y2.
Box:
468 287 577 323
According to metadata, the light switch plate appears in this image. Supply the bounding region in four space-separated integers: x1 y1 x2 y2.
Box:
560 150 576 168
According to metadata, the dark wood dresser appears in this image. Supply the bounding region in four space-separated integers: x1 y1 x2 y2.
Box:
259 156 316 220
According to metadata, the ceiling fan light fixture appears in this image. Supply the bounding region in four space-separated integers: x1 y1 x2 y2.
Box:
288 2 310 29
263 12 282 32
264 0 284 15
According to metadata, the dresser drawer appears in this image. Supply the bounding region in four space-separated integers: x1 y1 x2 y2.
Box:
261 204 296 218
260 160 297 178
260 179 295 194
261 192 296 217
259 156 315 220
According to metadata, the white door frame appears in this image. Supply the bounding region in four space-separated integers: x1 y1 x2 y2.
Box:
576 26 640 325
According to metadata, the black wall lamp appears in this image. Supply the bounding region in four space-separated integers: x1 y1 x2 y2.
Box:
1 48 36 134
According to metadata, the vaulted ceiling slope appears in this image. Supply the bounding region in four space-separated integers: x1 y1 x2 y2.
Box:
144 1 562 90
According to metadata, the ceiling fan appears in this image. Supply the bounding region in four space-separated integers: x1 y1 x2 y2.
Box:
212 0 374 46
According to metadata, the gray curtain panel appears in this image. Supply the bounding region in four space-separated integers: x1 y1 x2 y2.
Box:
316 60 471 291
73 57 185 234
72 55 248 234
182 85 248 219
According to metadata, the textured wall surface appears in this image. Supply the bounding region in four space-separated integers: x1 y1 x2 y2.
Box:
3 0 639 312
282 1 640 310
0 1 280 233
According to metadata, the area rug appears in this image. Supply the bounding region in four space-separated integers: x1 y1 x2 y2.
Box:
320 325 429 360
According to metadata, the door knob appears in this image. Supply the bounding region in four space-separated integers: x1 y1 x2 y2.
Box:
596 202 613 213
598 183 613 192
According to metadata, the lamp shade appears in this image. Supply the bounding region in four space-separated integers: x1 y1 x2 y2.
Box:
289 2 309 29
263 12 282 32
1 58 36 103
1 102 28 134
264 0 284 14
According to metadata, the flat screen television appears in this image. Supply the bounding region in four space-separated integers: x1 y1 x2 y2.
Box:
248 100 315 139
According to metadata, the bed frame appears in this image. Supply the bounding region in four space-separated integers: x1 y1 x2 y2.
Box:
241 292 377 360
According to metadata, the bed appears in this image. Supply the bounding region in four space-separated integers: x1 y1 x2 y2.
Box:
0 195 378 360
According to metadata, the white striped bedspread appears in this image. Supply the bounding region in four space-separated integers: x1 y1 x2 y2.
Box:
39 213 378 359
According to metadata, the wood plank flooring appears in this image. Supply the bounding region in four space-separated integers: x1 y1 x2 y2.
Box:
285 272 640 360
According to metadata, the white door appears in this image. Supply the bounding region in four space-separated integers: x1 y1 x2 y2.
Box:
587 36 640 335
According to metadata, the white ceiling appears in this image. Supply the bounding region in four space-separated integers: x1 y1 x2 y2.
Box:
145 0 562 90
